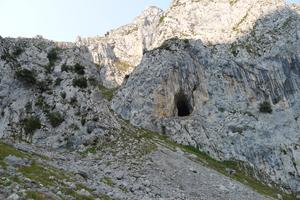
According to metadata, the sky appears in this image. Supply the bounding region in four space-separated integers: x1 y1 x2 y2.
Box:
0 0 171 42
0 0 299 42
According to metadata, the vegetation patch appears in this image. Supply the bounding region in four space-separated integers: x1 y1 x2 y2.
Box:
0 142 27 165
0 142 96 199
259 101 272 114
55 78 63 86
13 47 24 57
15 68 37 85
159 16 165 25
35 96 51 113
73 77 88 88
25 191 49 200
47 112 64 127
47 48 59 66
61 64 71 72
74 63 85 75
126 27 138 35
101 177 114 186
139 129 296 200
0 49 19 62
88 76 98 87
114 60 132 72
98 85 117 101
60 91 66 99
21 116 41 135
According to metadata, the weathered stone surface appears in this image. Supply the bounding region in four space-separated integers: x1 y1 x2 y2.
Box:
1 0 300 198
112 1 300 194
0 37 121 149
78 0 299 88
76 6 163 88
4 155 31 167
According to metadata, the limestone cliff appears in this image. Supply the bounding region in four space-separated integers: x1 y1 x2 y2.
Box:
76 6 163 88
1 0 300 198
112 0 300 195
80 0 296 88
0 37 272 200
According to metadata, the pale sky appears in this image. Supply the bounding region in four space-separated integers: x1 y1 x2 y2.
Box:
0 0 299 42
0 0 171 42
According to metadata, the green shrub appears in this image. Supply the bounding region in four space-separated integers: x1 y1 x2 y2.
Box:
60 92 66 99
36 80 51 92
45 63 54 74
74 63 85 75
81 118 86 126
1 50 15 61
15 68 36 85
47 112 64 127
73 77 88 88
69 96 77 105
13 47 23 57
114 61 131 72
61 64 71 72
47 48 58 66
259 101 272 113
98 85 116 101
69 123 79 130
88 76 98 87
55 78 63 86
35 96 51 113
22 116 41 135
159 16 165 24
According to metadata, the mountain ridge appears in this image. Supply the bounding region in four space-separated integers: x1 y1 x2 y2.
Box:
1 0 300 199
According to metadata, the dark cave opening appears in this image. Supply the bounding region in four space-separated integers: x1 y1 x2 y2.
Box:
175 91 192 117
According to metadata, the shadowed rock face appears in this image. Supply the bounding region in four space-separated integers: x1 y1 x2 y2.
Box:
112 5 300 194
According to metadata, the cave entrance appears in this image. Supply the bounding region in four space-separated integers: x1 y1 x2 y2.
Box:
175 91 192 117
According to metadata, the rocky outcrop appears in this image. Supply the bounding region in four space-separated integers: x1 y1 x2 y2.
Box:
1 0 300 198
112 2 300 194
0 36 274 199
0 37 120 149
76 6 163 88
77 0 296 88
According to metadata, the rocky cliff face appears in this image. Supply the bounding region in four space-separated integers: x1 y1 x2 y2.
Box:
76 6 163 88
0 37 272 200
79 0 295 88
112 0 300 195
0 37 120 149
1 0 300 198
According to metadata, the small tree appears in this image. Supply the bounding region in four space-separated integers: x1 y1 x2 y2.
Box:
73 77 88 88
47 112 64 127
74 63 85 75
15 68 37 85
259 101 272 113
22 116 41 135
47 48 58 66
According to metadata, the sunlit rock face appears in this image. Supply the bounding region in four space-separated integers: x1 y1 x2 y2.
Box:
152 0 286 46
0 37 121 148
112 0 300 194
1 0 300 196
77 0 290 88
76 6 164 88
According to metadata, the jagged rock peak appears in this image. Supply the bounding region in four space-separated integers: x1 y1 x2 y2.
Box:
132 6 163 23
154 0 288 46
170 0 285 7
